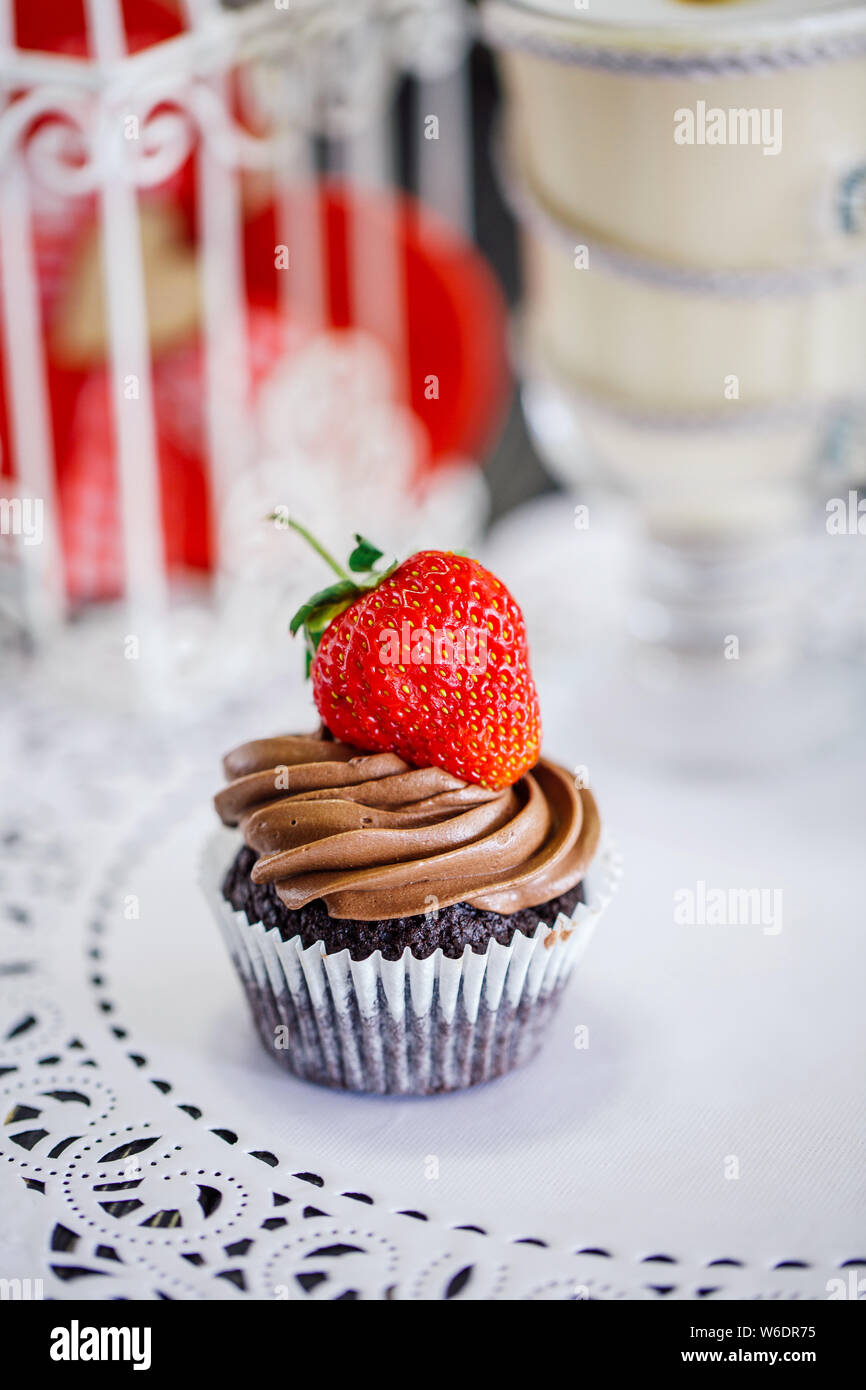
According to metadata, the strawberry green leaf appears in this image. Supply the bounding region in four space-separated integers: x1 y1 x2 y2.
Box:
348 535 385 573
289 579 360 637
304 594 358 649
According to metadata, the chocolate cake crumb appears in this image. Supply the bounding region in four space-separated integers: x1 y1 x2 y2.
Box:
222 844 585 962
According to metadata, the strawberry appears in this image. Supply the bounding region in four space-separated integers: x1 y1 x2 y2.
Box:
280 519 541 790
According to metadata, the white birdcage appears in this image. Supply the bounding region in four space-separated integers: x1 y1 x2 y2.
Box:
0 0 492 705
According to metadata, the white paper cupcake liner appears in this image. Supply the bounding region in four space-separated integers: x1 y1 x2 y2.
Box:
200 827 622 1095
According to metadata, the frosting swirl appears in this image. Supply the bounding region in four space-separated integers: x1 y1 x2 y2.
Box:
215 732 600 920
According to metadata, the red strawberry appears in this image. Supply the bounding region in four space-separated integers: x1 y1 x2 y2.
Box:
282 521 541 790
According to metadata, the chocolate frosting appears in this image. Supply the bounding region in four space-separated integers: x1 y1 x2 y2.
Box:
215 732 601 921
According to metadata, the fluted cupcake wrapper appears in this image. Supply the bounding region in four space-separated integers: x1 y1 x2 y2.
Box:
200 828 622 1095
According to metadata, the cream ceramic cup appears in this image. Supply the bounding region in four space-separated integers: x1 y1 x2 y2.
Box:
485 0 866 415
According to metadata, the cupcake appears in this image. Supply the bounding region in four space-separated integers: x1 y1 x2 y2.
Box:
203 523 617 1094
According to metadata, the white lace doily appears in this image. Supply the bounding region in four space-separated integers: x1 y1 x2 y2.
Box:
1 629 864 1300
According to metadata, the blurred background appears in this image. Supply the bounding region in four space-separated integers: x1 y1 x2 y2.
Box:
0 0 864 766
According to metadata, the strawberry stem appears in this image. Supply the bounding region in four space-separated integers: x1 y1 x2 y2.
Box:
282 517 351 580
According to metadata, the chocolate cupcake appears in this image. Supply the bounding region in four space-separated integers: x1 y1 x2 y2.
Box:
201 526 619 1093
203 730 617 1094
